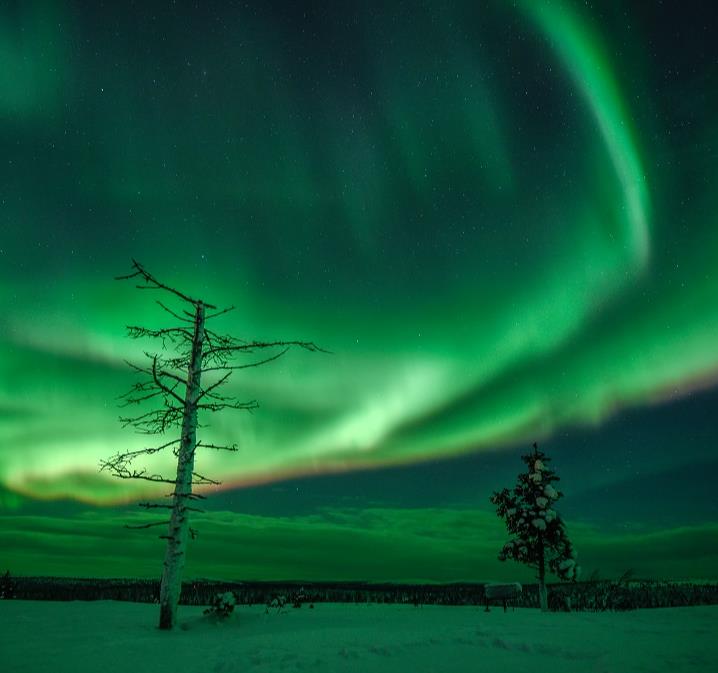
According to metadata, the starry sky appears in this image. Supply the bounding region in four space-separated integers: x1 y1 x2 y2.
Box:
1 0 717 583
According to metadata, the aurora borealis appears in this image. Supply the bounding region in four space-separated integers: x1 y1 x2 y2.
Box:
1 0 717 582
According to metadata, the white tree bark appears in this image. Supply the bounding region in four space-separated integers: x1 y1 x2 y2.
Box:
158 302 205 630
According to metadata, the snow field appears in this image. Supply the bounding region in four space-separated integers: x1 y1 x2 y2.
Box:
0 600 716 673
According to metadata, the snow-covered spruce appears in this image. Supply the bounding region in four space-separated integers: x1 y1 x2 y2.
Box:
490 442 580 612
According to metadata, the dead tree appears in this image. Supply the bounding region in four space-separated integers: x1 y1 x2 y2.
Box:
100 260 323 630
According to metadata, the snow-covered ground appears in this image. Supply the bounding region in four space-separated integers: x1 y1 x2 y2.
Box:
1 600 716 673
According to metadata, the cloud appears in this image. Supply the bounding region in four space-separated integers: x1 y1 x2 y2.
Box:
1 507 716 582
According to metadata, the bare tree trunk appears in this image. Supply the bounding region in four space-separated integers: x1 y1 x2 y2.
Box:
158 302 205 630
538 536 548 612
103 261 322 630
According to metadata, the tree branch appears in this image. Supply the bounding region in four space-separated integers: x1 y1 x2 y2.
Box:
103 465 177 483
125 520 170 530
126 325 193 344
139 502 205 513
119 404 184 434
156 368 187 386
99 439 180 470
192 472 220 485
151 356 186 406
201 347 290 373
164 492 207 500
196 371 233 401
124 357 187 386
202 340 327 360
117 383 164 407
116 259 216 308
197 400 258 413
196 441 239 452
204 305 235 320
156 300 195 324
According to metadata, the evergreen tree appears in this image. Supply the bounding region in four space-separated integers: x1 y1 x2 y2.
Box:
490 442 580 611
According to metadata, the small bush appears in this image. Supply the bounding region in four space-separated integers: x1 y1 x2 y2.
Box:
204 591 236 619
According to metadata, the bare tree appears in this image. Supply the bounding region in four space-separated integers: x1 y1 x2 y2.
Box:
100 260 323 630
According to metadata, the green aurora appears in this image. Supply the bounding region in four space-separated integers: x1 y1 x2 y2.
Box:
1 0 717 581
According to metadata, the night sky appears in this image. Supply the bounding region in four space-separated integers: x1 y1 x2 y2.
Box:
1 0 717 583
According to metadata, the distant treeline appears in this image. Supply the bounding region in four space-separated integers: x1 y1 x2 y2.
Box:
2 574 718 611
